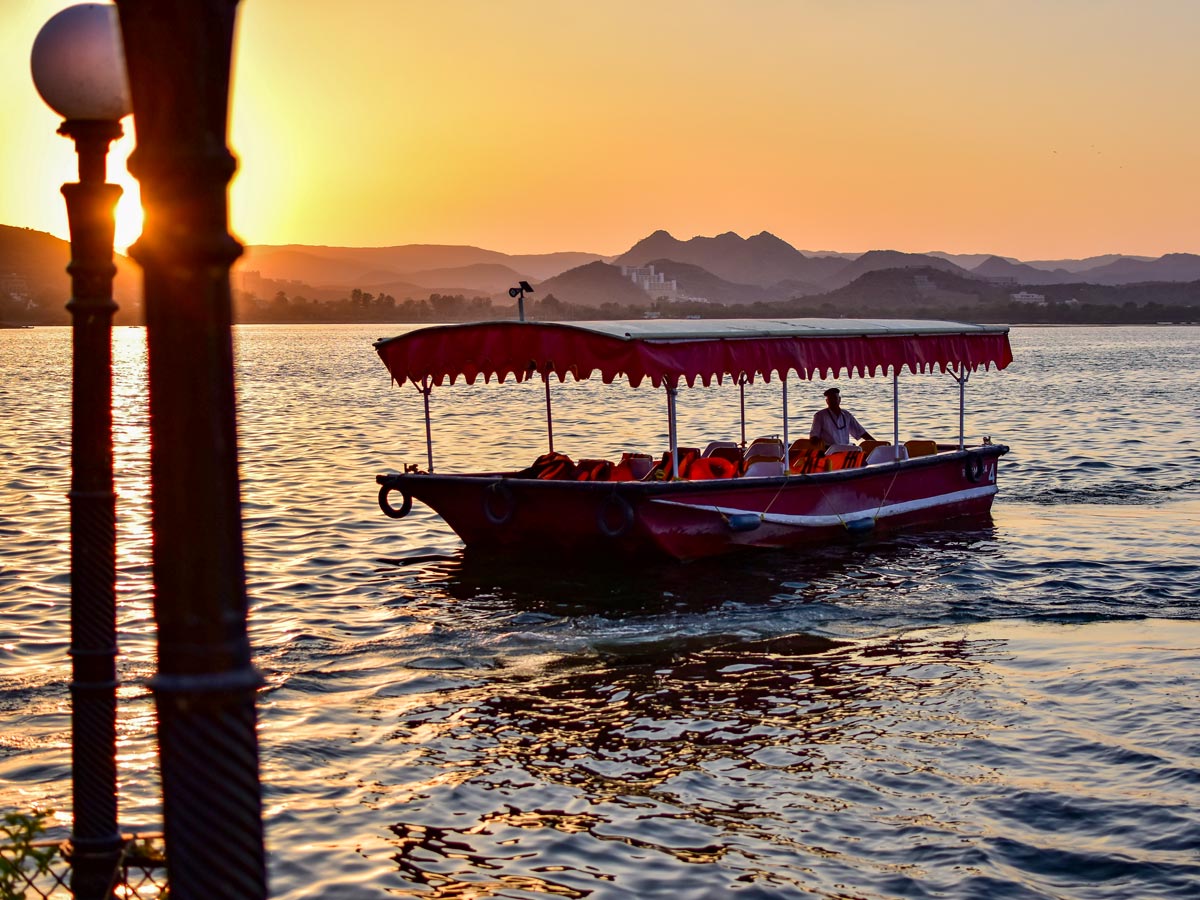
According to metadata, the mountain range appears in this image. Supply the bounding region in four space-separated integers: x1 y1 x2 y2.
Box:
3 223 1199 321
238 230 1200 307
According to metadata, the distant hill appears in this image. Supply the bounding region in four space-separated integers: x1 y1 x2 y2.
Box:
928 251 1016 269
5 220 1200 326
635 258 824 304
236 269 441 304
243 243 505 278
615 229 845 287
771 277 826 299
1022 253 1154 274
819 266 997 309
237 247 388 287
0 225 140 323
641 258 778 305
533 261 653 308
399 262 528 294
972 255 1075 285
821 250 975 290
803 266 1020 316
1033 278 1200 307
614 233 984 293
505 252 611 281
240 243 603 291
1079 252 1200 285
820 265 1200 312
0 225 71 285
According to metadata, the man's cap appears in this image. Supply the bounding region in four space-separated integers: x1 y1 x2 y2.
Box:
823 387 840 397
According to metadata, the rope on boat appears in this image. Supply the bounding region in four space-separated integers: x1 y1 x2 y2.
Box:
801 462 901 534
693 453 902 534
869 467 902 527
760 478 789 522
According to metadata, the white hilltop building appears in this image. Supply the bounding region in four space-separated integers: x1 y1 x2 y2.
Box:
1 273 34 309
1009 290 1046 304
620 264 704 303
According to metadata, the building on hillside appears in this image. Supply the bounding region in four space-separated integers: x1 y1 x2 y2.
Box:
1010 290 1046 304
1 273 33 308
913 274 937 297
620 264 686 302
2 273 30 295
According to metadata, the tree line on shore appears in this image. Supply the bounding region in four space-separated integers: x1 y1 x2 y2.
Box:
232 286 1200 326
232 288 496 324
5 284 1200 327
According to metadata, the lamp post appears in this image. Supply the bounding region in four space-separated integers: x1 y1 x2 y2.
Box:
30 5 130 899
113 2 268 899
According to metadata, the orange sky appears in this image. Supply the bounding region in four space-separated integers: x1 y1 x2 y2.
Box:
3 1 1198 258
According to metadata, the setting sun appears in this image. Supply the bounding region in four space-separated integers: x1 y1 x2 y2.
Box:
109 138 141 253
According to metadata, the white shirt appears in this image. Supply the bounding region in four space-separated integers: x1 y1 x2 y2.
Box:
810 407 868 446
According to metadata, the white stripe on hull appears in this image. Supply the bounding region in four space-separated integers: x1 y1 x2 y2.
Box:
651 484 998 529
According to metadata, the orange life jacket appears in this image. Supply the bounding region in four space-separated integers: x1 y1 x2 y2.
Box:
516 451 577 480
687 456 737 480
648 447 701 481
575 459 614 481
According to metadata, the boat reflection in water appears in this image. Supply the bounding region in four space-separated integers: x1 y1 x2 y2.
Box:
394 515 999 618
373 526 1009 894
377 585 1001 895
374 318 1012 560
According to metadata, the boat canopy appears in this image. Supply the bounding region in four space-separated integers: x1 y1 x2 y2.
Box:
374 318 1013 389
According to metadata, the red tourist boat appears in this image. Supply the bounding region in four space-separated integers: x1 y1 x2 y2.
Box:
374 318 1012 561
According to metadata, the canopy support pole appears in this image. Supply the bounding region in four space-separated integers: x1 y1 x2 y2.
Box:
892 368 900 450
738 373 747 448
667 383 679 478
956 366 970 451
781 374 789 450
544 373 554 453
419 377 434 473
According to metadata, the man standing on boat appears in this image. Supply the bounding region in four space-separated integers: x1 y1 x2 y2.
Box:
810 387 875 448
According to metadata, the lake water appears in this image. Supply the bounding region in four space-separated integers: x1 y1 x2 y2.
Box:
2 323 1198 899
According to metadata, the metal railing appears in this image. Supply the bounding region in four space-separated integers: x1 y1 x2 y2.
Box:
1 833 167 900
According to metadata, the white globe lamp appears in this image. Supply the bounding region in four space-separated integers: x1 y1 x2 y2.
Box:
31 3 131 122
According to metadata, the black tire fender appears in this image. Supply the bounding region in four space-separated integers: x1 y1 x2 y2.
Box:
379 483 413 519
597 493 635 538
483 481 516 525
964 454 986 483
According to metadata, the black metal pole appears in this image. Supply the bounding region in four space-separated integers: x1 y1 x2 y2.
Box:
114 2 267 898
60 117 125 900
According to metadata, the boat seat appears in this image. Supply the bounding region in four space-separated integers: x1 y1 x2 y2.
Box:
788 437 816 457
743 455 786 477
702 440 739 457
745 438 784 461
612 452 653 481
865 445 910 465
904 439 939 458
858 439 889 460
823 443 859 456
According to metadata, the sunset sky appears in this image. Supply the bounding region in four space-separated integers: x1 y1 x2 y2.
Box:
3 1 1197 259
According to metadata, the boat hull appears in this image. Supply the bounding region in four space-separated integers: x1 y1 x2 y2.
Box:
378 445 1007 562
